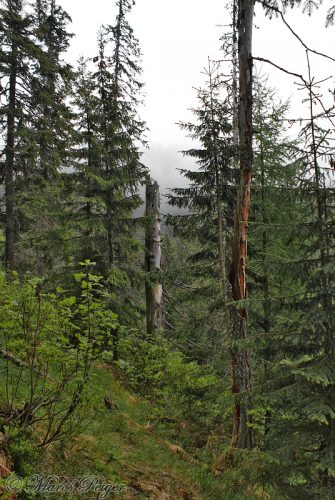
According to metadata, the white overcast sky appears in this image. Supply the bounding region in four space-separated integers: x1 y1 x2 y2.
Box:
59 0 335 189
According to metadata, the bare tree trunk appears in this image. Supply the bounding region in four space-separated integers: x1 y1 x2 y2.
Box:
232 0 239 155
217 195 228 304
145 178 163 335
260 143 270 332
5 42 17 270
230 0 254 450
206 58 228 305
306 51 326 268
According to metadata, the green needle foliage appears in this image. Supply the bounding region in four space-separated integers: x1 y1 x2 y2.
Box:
0 0 74 272
69 0 147 322
166 59 236 368
0 1 334 496
249 79 335 497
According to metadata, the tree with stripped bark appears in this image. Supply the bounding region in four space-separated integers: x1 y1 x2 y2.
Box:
229 0 254 451
145 177 163 335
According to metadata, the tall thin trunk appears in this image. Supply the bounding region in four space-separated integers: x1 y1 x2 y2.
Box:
260 137 270 332
100 5 122 266
230 0 254 450
145 178 163 335
207 59 228 305
232 0 239 155
217 189 228 304
306 51 334 345
98 37 114 265
5 41 18 270
114 0 123 88
306 51 326 268
84 102 93 255
106 3 123 265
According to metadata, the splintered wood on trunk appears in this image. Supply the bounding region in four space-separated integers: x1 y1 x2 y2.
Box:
145 178 163 335
230 0 254 450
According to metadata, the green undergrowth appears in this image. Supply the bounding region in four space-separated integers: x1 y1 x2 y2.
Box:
33 365 269 499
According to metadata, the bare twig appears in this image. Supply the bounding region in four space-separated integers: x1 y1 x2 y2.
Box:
257 0 335 63
254 56 335 128
254 56 307 83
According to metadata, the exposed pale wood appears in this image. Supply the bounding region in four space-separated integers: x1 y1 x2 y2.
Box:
230 0 254 450
145 178 163 335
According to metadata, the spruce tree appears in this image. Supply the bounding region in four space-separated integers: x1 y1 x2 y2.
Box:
92 0 146 268
70 58 104 268
16 0 74 275
167 59 236 367
0 0 34 268
71 0 147 320
249 78 302 338
252 71 335 496
0 0 74 272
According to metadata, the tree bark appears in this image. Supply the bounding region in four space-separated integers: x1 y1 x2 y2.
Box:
145 178 163 335
0 431 11 482
5 41 17 270
207 58 228 305
230 0 254 450
232 0 239 155
260 136 270 332
306 51 334 345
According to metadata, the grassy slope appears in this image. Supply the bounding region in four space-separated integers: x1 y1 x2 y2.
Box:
39 365 254 500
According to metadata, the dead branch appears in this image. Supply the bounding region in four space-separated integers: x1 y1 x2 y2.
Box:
257 0 335 63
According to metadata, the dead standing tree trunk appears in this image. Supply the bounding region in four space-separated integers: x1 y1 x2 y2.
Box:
145 178 163 335
230 0 254 450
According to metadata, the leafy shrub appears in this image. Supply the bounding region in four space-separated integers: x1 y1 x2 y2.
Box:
0 261 120 447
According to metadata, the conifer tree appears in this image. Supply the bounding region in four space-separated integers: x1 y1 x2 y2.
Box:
250 66 335 495
0 0 34 268
92 0 146 269
70 58 104 268
71 0 146 320
167 59 236 366
249 78 301 337
16 0 74 275
0 0 73 272
229 0 255 451
32 0 73 181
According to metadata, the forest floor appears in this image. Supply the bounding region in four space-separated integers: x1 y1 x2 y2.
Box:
38 364 260 499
